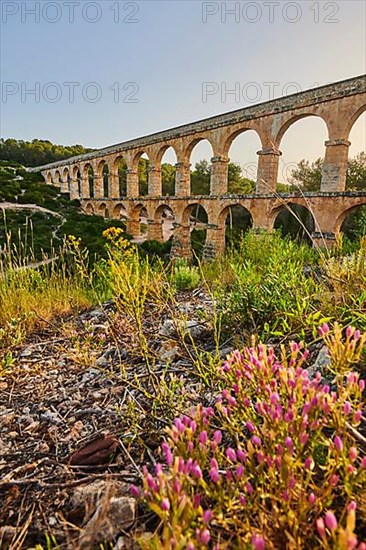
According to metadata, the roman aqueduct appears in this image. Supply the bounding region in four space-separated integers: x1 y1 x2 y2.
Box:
31 75 366 258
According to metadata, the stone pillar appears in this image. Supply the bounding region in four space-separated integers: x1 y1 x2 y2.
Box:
203 225 225 260
110 171 120 198
171 224 192 260
126 218 140 239
311 231 336 249
148 166 162 196
321 139 350 192
210 156 229 195
70 178 79 200
175 161 191 197
80 176 90 199
60 178 69 194
147 220 163 242
94 174 103 199
127 169 139 198
256 148 282 194
250 204 272 233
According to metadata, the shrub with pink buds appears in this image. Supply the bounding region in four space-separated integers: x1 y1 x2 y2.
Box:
136 326 366 549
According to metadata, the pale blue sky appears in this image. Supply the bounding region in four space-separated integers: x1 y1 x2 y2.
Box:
1 0 365 179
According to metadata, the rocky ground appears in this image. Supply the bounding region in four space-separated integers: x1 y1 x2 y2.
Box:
0 291 341 549
0 290 229 549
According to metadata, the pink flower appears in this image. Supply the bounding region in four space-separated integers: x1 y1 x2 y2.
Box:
203 509 213 523
226 447 237 462
130 485 139 497
199 528 210 545
270 392 280 405
361 456 366 468
347 501 357 512
284 410 294 422
319 323 330 336
308 492 316 505
174 417 186 433
213 430 222 443
252 435 262 447
316 518 326 539
161 498 170 511
251 533 265 550
330 474 339 486
257 451 265 464
198 431 208 445
237 449 247 462
191 461 203 479
185 458 193 474
173 479 181 494
284 436 293 449
228 395 237 406
162 442 173 466
347 372 358 385
193 493 201 508
222 389 229 400
349 447 358 461
236 464 244 478
343 401 352 414
146 473 157 491
246 421 255 433
178 457 185 473
354 410 362 423
209 467 221 483
210 458 218 469
325 511 338 531
304 457 314 470
333 435 343 452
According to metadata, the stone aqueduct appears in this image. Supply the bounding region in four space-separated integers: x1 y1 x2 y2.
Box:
31 75 366 258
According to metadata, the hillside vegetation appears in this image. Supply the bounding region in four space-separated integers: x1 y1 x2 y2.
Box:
0 138 93 167
0 162 127 261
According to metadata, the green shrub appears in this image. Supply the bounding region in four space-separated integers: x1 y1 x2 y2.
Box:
173 262 201 291
220 231 320 340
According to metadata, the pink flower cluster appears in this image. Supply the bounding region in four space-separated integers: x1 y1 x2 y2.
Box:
133 327 365 549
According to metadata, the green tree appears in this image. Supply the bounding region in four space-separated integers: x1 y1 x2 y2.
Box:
191 160 210 195
346 152 366 190
289 153 366 192
162 163 176 195
138 158 149 195
0 138 93 167
289 158 323 191
227 162 255 194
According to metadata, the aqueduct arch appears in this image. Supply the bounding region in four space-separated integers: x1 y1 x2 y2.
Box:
31 75 366 259
334 201 366 234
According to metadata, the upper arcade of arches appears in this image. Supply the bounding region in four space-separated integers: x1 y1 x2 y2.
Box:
345 103 366 137
334 201 366 233
273 112 331 150
33 75 365 199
